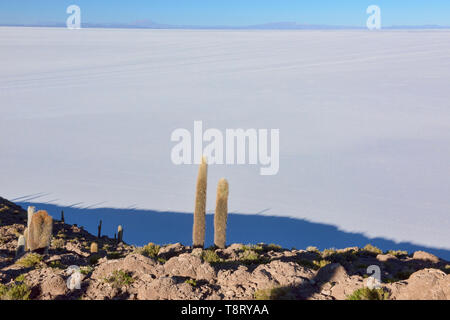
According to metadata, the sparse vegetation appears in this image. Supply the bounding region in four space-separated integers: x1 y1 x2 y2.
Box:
322 248 337 258
185 279 197 287
15 274 26 282
135 243 160 258
239 250 269 265
362 244 383 256
104 270 134 288
297 259 330 270
0 272 31 300
242 244 264 253
157 257 167 264
51 238 65 250
386 250 408 258
266 243 282 251
347 287 390 300
306 246 320 254
16 253 43 268
48 260 66 269
56 231 67 239
80 266 94 275
313 259 331 269
201 249 223 264
320 248 358 264
242 243 282 253
0 282 31 300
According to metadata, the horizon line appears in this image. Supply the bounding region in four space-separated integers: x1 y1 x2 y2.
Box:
2 21 450 30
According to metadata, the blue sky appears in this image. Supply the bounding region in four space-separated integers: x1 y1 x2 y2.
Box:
0 0 449 26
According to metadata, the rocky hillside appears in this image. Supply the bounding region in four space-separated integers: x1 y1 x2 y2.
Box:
0 196 449 300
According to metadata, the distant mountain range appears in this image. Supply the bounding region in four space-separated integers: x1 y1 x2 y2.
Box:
1 20 449 30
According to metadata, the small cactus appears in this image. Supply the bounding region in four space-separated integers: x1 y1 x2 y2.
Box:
117 225 123 243
193 156 208 248
97 220 102 238
214 178 229 249
28 210 53 253
90 242 98 254
61 210 65 223
15 235 26 259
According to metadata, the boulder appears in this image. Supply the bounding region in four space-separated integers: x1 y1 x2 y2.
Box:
26 268 68 298
158 243 186 260
412 251 440 264
91 254 163 280
164 253 215 281
252 260 315 287
315 263 348 284
388 268 450 300
376 254 397 262
137 277 199 300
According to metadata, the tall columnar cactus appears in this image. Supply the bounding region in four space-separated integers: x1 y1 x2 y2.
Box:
15 235 26 259
28 210 53 253
214 178 229 249
97 220 102 238
193 156 208 248
61 210 65 223
117 225 123 243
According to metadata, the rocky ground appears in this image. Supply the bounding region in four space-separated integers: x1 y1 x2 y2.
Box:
0 196 449 300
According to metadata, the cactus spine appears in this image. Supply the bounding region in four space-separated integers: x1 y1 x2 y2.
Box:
117 225 123 243
214 178 229 249
97 220 102 238
193 156 208 248
28 210 53 253
15 235 26 259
